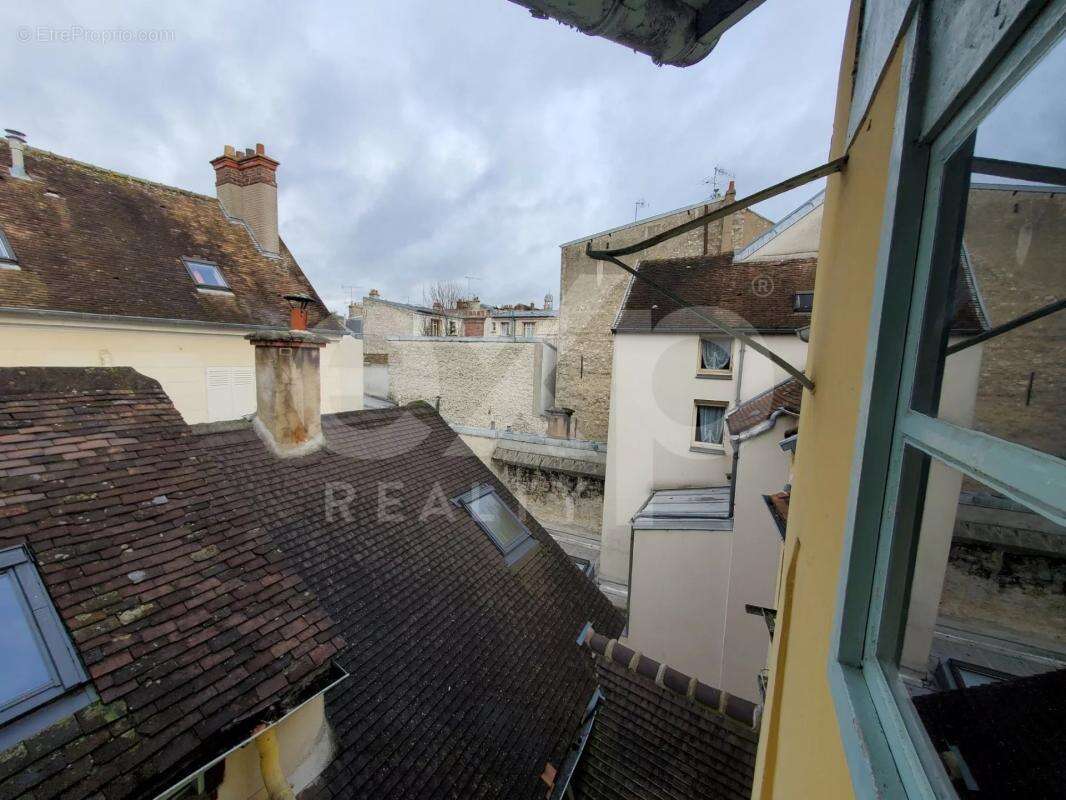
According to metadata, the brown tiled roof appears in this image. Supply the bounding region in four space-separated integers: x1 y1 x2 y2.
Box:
726 377 804 438
568 628 758 800
913 668 1066 798
613 254 817 334
613 251 985 335
0 142 338 331
0 367 623 800
0 368 342 800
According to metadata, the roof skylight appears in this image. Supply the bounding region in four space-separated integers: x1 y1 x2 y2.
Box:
183 257 230 291
456 485 538 566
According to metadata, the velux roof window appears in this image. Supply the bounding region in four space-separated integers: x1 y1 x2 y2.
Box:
0 226 17 265
0 547 90 736
183 257 230 291
455 485 538 566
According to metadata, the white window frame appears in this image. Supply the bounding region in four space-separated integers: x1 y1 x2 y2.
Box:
830 4 1066 798
0 226 18 267
691 400 727 452
522 321 535 337
696 336 733 378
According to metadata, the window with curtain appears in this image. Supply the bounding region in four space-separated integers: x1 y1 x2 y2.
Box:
694 403 725 446
699 338 731 372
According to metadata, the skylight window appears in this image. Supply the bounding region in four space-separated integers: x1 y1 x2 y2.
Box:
0 226 17 265
0 546 90 731
455 485 538 566
183 258 230 291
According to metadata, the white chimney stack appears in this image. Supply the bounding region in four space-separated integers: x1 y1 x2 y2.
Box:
5 130 28 179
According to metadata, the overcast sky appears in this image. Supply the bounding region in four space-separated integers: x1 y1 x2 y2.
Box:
3 1 850 312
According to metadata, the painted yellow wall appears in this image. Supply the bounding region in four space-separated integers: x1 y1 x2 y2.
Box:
751 3 903 796
0 315 362 423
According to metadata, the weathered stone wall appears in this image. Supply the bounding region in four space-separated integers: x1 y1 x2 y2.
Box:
386 338 549 434
939 494 1066 644
497 462 604 537
362 297 421 357
556 197 773 441
459 432 606 540
963 186 1066 458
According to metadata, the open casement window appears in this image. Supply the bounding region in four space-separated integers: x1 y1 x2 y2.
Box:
0 226 17 266
0 546 91 742
692 402 726 449
182 257 230 291
832 5 1066 798
455 485 538 566
697 337 732 376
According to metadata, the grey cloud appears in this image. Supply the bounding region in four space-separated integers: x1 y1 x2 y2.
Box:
2 0 851 313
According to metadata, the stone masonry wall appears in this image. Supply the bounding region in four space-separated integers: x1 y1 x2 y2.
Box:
387 338 548 434
556 196 773 441
362 298 420 359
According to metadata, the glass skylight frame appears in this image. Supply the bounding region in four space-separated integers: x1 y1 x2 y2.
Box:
454 484 538 566
182 257 231 291
0 546 90 728
0 226 17 264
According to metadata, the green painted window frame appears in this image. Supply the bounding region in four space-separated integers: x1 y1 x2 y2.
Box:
828 2 1066 798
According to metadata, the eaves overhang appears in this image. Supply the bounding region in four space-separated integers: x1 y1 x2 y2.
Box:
508 0 765 67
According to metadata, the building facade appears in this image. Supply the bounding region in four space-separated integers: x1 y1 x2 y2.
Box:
0 135 362 424
555 186 774 442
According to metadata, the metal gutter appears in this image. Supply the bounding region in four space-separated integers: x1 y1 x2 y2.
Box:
0 306 345 339
548 687 604 800
150 664 349 800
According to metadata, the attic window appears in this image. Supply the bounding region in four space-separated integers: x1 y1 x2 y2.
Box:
0 546 91 731
0 227 17 266
793 292 814 313
455 485 538 566
183 258 230 291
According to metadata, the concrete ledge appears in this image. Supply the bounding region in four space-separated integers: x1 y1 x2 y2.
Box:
384 334 551 343
451 423 607 453
493 444 606 479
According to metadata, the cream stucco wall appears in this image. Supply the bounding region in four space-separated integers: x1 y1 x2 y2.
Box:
600 332 806 587
626 528 733 686
0 314 363 424
217 695 334 800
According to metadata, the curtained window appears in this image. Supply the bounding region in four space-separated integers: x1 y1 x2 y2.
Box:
699 338 731 371
695 404 725 445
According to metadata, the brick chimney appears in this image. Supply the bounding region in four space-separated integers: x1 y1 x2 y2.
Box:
211 144 280 255
246 330 327 457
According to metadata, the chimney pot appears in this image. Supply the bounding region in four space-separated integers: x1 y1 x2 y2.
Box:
256 143 265 155
224 144 236 157
246 330 328 458
5 129 28 179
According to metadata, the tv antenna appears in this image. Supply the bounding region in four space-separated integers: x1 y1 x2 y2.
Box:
703 166 734 199
341 284 363 303
464 275 482 296
633 198 647 221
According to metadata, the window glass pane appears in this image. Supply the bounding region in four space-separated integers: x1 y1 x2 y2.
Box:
186 260 228 288
467 491 529 551
893 450 1065 796
0 572 55 706
700 339 731 370
0 230 14 261
695 404 724 444
915 37 1066 460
